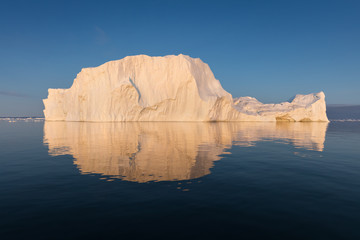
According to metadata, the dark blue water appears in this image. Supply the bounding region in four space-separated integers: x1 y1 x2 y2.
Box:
0 116 360 239
327 105 360 121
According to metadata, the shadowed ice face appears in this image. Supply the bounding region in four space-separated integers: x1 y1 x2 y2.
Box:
43 122 328 182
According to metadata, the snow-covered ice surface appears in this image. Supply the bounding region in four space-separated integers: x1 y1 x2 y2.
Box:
43 55 329 122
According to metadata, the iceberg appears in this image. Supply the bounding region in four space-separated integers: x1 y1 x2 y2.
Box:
43 54 329 122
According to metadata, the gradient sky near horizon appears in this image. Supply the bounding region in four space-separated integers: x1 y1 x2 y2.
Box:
0 0 359 116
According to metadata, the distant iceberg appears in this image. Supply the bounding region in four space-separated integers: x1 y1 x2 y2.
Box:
43 54 329 122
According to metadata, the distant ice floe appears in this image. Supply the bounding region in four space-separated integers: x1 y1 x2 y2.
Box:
0 117 44 122
331 119 360 122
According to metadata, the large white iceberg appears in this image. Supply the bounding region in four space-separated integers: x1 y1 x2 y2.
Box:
43 54 329 122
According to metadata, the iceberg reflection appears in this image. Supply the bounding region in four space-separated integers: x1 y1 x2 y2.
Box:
43 122 328 182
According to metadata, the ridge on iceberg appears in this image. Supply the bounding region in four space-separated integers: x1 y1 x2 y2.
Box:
43 54 329 122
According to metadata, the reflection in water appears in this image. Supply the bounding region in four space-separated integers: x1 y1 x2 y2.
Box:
43 122 328 182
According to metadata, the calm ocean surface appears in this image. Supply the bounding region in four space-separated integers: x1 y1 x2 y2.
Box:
1 107 360 239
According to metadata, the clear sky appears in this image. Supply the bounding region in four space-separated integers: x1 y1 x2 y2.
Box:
0 0 359 117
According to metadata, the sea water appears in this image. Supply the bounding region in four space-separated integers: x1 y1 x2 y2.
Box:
0 108 359 239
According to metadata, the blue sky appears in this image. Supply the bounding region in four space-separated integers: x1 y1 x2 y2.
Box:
0 0 359 116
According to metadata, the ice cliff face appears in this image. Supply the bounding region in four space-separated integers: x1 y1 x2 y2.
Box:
43 54 329 122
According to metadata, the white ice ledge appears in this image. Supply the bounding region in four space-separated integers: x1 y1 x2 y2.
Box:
43 54 329 122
